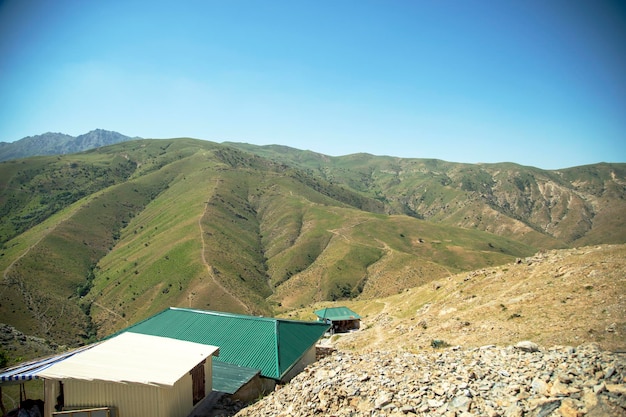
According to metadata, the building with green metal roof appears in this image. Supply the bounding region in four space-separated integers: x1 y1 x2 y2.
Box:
118 307 329 397
314 306 361 333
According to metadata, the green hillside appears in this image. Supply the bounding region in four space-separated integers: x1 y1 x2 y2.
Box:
0 138 624 355
227 143 626 247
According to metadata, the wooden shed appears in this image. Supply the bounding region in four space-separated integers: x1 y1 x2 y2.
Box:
37 332 219 417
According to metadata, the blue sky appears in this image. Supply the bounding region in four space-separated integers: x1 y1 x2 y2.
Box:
0 0 624 169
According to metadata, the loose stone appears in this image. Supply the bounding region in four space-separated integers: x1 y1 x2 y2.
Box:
234 343 626 417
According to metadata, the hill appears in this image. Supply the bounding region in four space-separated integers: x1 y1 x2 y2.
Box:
0 129 135 162
0 137 624 355
226 143 626 248
290 244 626 352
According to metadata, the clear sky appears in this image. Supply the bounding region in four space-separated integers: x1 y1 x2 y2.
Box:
1 0 624 169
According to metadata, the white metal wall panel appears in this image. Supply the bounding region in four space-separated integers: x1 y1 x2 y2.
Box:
62 377 194 417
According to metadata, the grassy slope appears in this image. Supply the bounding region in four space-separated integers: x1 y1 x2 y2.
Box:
0 139 203 343
0 170 172 343
0 153 137 244
268 208 536 312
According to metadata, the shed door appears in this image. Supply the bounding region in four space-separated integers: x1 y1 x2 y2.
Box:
190 360 206 405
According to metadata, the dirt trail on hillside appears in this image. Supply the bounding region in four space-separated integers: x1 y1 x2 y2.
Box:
198 179 251 313
1 228 60 333
327 219 370 243
93 301 129 326
1 194 95 300
372 300 391 347
2 234 47 287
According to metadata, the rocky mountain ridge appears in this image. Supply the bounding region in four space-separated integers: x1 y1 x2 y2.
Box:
0 129 134 161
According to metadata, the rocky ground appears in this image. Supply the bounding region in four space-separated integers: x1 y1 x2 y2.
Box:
232 342 625 417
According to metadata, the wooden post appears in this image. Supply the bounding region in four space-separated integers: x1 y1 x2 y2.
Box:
0 386 7 416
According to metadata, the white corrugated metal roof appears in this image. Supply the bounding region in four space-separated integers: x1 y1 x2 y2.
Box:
37 332 219 387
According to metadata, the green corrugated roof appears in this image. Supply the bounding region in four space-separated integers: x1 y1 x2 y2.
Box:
314 306 361 321
212 361 259 394
120 308 329 380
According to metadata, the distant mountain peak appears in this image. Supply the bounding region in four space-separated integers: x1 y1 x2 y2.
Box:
0 129 137 162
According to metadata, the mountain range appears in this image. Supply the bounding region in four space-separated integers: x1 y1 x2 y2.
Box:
0 131 624 357
0 129 135 162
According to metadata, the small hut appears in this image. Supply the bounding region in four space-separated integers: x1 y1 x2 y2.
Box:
37 332 219 417
314 307 361 333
